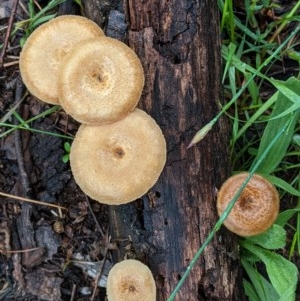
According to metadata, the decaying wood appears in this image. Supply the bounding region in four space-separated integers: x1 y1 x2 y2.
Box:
81 0 246 300
82 0 120 28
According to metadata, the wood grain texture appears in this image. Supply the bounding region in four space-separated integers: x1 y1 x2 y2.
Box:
90 0 246 300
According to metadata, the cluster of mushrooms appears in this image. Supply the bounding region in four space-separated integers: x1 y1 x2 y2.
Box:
19 15 166 207
19 14 280 301
19 15 160 300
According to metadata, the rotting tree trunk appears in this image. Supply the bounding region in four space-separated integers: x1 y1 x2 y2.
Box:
84 0 246 300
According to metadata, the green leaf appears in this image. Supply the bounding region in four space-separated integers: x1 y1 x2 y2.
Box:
289 229 300 259
245 71 259 103
243 279 261 301
242 259 279 301
28 0 35 19
270 78 300 104
31 13 57 28
20 36 27 48
73 0 82 5
64 142 71 153
241 242 298 300
245 224 286 250
222 43 237 83
262 174 300 197
293 134 300 147
266 101 300 120
235 90 278 140
288 50 300 61
62 154 70 163
278 285 297 301
276 209 300 227
253 77 300 174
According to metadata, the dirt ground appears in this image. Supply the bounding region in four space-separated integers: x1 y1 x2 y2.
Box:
0 1 299 301
0 1 113 300
0 76 111 298
0 95 110 301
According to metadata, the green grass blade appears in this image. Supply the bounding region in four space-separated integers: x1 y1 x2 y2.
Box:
0 122 74 140
0 106 60 138
222 42 237 83
289 229 299 258
253 78 300 174
12 111 30 129
270 78 300 104
263 175 300 197
190 28 299 148
235 91 278 140
276 209 300 228
31 13 58 28
28 0 35 19
220 0 235 42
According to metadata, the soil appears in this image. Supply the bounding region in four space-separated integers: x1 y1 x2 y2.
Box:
0 1 299 301
0 1 113 300
0 77 111 300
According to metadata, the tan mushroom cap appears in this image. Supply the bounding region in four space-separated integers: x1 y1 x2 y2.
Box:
58 37 144 125
107 259 156 301
19 15 104 104
70 109 166 205
217 172 280 237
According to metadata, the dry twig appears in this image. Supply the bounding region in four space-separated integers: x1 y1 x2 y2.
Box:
0 191 67 210
0 0 20 68
85 195 105 237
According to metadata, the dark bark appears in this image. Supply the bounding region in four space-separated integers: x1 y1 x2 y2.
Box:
84 0 246 300
82 0 121 28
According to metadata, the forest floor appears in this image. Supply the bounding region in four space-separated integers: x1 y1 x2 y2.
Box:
0 1 112 300
0 0 299 301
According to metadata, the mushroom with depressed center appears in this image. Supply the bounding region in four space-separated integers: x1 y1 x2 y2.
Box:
70 109 166 205
106 259 156 301
217 172 279 237
58 36 145 125
19 15 104 105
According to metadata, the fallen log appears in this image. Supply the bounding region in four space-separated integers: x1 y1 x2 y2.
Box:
83 0 246 300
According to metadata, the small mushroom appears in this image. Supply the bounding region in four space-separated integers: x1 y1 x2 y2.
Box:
217 172 279 237
58 36 144 125
70 109 166 205
19 15 104 104
106 259 156 301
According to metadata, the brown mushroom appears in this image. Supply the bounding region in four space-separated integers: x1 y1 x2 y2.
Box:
70 109 166 205
217 172 279 237
19 15 104 104
106 259 156 301
58 36 144 125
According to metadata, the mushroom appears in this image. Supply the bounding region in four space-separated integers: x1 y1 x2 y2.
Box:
217 172 279 237
70 109 166 205
19 15 104 104
106 259 156 301
58 36 144 125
